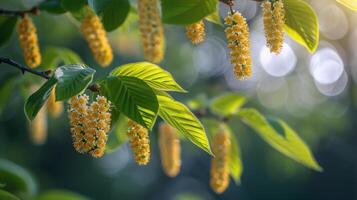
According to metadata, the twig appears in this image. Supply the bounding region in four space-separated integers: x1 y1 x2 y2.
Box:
0 7 39 17
0 57 99 93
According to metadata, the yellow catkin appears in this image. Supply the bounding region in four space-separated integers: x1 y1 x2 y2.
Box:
138 0 165 63
17 15 41 68
29 106 47 145
224 11 252 80
185 20 206 45
262 0 285 54
159 123 181 177
80 13 113 67
67 95 111 158
210 131 231 194
47 88 63 118
127 120 150 165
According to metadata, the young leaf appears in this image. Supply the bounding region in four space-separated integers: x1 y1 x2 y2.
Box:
225 125 243 185
0 190 20 200
161 0 218 24
54 64 95 101
39 0 66 14
156 92 212 155
0 159 37 198
0 16 17 47
42 47 83 69
110 62 186 92
88 0 130 31
283 0 319 53
237 108 322 171
106 115 130 153
209 93 247 117
61 0 87 12
101 76 159 129
37 190 89 200
337 0 357 11
24 77 57 120
205 9 223 26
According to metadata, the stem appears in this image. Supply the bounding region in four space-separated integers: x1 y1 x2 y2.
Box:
0 57 99 93
0 7 39 17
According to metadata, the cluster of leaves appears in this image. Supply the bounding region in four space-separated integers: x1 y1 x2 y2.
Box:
0 159 89 200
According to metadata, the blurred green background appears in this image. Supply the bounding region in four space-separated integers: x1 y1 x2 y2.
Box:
1 0 357 199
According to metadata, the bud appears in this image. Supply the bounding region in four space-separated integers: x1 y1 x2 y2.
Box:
262 0 285 54
127 120 150 165
159 123 181 177
80 13 113 67
17 15 41 68
224 11 252 80
47 88 63 118
138 0 165 63
185 20 205 45
210 131 231 194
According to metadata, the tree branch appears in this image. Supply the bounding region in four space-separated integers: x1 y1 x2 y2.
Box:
0 57 99 93
0 7 39 17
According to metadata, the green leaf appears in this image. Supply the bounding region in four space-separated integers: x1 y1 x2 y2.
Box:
156 91 212 155
89 0 130 31
237 108 322 171
101 76 159 129
110 62 186 92
54 64 95 101
24 77 57 120
106 115 130 153
161 0 218 24
0 190 20 200
283 0 319 53
209 93 247 117
205 9 223 26
337 0 357 11
39 0 66 14
0 16 17 47
42 47 83 69
61 0 86 12
0 159 37 198
186 94 208 111
36 190 89 200
225 125 243 185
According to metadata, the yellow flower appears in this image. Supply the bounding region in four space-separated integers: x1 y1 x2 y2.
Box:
262 0 285 54
81 13 113 67
138 0 165 63
127 120 150 165
210 131 231 194
224 11 252 80
17 15 41 68
159 123 181 177
185 20 205 45
47 88 63 118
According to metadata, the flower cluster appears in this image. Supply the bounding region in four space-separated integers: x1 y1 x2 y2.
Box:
30 105 47 145
127 120 150 165
68 95 111 158
210 131 231 194
138 0 165 63
159 123 181 177
81 13 113 67
224 11 252 80
47 88 63 118
185 20 206 45
17 15 41 68
262 0 285 54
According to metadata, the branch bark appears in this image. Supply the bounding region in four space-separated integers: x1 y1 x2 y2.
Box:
0 7 39 17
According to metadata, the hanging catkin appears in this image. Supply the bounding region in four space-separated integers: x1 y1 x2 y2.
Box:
127 120 150 165
159 123 181 177
210 131 231 194
185 20 206 45
68 95 111 158
47 88 63 118
224 11 252 80
262 0 285 54
80 13 113 67
17 15 41 68
29 105 47 145
138 0 165 63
